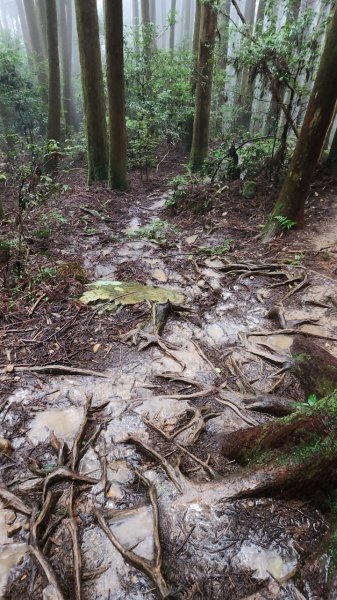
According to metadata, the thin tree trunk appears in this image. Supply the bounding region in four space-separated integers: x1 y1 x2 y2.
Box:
35 0 47 58
263 2 337 239
264 0 301 135
183 0 192 37
74 0 108 183
141 0 150 24
237 0 257 132
16 0 31 54
104 0 127 190
169 0 177 55
60 0 77 131
23 0 46 87
184 0 201 152
216 0 231 131
46 0 61 173
190 0 217 171
150 0 156 24
327 114 337 173
132 0 140 51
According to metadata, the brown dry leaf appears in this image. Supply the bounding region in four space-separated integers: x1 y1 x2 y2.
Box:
152 268 168 283
185 235 198 245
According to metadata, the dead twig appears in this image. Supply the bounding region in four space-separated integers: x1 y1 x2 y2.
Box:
0 485 32 515
0 364 110 377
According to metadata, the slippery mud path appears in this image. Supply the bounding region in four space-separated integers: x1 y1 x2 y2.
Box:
2 183 337 599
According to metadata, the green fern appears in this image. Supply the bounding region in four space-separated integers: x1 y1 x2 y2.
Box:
274 215 296 230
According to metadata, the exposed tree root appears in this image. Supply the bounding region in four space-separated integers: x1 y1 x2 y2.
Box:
291 335 337 397
94 477 170 600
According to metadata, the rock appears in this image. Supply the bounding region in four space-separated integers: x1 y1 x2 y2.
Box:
242 180 257 199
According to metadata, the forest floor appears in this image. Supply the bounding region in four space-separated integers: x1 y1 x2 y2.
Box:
1 154 337 599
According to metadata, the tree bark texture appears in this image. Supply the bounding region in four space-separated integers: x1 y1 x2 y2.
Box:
74 0 108 183
59 0 77 131
104 0 128 190
46 0 61 172
190 0 217 171
263 2 337 239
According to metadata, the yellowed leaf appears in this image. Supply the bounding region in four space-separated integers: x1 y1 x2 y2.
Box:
93 343 101 353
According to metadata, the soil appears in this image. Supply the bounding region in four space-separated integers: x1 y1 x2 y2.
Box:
1 153 337 599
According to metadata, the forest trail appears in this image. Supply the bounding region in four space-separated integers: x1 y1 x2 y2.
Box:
1 170 337 599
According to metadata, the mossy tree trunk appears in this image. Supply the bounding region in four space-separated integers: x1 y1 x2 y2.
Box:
222 337 337 496
190 0 217 172
46 0 61 173
222 336 337 493
221 390 337 496
262 2 337 240
59 0 77 132
104 0 127 191
74 0 108 183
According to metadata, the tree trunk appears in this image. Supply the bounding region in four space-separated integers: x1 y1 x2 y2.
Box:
35 0 47 58
16 0 31 54
262 2 337 240
264 0 301 136
22 0 46 87
237 0 257 133
221 390 337 496
46 0 61 173
291 336 337 398
221 338 337 495
74 0 108 183
104 0 127 191
183 0 201 152
183 0 192 37
59 0 77 132
150 0 156 24
132 0 140 51
190 0 217 171
141 0 150 24
327 111 337 172
216 0 231 131
169 0 176 55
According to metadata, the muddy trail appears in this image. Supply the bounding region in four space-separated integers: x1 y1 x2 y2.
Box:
1 164 337 599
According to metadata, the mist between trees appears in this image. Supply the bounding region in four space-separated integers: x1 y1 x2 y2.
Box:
0 0 336 234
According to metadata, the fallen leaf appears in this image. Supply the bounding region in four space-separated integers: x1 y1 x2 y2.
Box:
185 235 198 245
93 343 101 353
152 268 168 283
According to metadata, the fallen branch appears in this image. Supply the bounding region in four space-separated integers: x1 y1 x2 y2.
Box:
0 364 110 378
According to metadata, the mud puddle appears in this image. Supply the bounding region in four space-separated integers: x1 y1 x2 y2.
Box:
2 200 337 598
